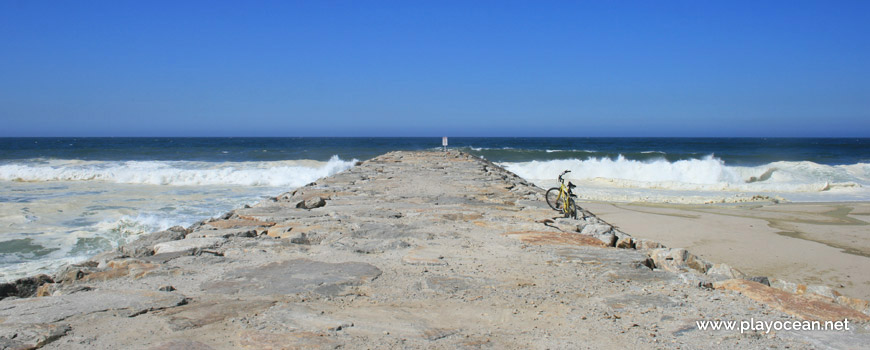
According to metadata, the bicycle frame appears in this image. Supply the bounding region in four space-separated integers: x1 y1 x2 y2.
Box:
561 185 571 213
555 172 574 215
546 170 577 218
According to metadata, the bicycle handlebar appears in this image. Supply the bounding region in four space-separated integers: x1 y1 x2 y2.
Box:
558 170 571 182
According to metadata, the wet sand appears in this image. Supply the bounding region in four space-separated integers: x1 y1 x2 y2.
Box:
582 201 870 300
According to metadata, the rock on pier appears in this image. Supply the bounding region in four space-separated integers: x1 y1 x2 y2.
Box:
1 151 868 349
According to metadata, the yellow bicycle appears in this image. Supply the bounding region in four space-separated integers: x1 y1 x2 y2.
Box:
545 170 578 218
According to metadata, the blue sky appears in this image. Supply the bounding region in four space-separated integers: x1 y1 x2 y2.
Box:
1 1 868 137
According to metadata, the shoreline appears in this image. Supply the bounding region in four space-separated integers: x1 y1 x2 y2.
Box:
0 151 867 349
582 200 870 300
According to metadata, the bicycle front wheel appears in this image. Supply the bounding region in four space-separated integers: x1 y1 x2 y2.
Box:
545 188 563 211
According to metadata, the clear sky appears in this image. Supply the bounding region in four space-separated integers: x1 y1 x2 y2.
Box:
1 1 868 137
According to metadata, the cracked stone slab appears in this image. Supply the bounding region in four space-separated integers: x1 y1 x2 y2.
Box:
349 222 419 239
253 304 355 333
159 299 276 331
255 303 465 342
153 237 225 255
186 228 258 239
598 264 680 284
0 323 70 350
402 247 447 266
234 206 326 222
504 231 607 247
552 246 675 283
320 304 468 340
334 238 411 254
201 258 382 296
553 246 649 266
0 290 187 324
238 330 337 350
203 218 275 230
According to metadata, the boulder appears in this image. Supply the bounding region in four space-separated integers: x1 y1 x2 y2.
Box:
121 226 189 257
634 239 665 250
266 224 294 238
580 223 612 236
685 254 711 273
713 279 870 322
548 218 580 232
705 263 745 281
770 278 801 294
615 237 634 249
0 274 54 300
836 296 870 315
745 276 770 286
805 285 841 300
287 231 310 245
55 264 90 284
679 272 709 287
296 196 326 209
596 233 617 247
88 250 126 268
648 248 690 273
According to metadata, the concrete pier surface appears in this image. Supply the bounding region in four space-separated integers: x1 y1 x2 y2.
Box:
2 151 868 349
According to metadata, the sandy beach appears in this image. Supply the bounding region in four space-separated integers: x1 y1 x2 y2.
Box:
583 201 870 300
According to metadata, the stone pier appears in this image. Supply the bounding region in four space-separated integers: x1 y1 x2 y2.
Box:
1 151 867 349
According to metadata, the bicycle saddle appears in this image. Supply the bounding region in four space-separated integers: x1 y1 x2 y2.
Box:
568 182 576 189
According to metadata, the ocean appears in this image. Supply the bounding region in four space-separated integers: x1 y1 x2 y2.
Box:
1 137 868 281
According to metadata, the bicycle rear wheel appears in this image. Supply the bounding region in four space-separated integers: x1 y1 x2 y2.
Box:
564 197 578 219
545 188 562 211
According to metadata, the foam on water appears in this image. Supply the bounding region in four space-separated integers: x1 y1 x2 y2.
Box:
545 149 598 153
0 155 356 187
0 156 356 281
501 155 869 203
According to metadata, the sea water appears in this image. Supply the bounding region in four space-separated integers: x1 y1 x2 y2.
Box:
1 137 867 280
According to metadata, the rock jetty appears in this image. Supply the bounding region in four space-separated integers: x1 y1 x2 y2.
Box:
1 151 868 349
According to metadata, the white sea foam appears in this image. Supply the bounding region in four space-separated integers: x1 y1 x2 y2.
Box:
500 155 869 202
0 155 359 281
469 146 515 151
0 155 356 187
545 149 596 153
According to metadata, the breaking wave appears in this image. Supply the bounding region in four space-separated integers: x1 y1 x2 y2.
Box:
500 155 869 193
469 146 516 151
0 155 357 187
